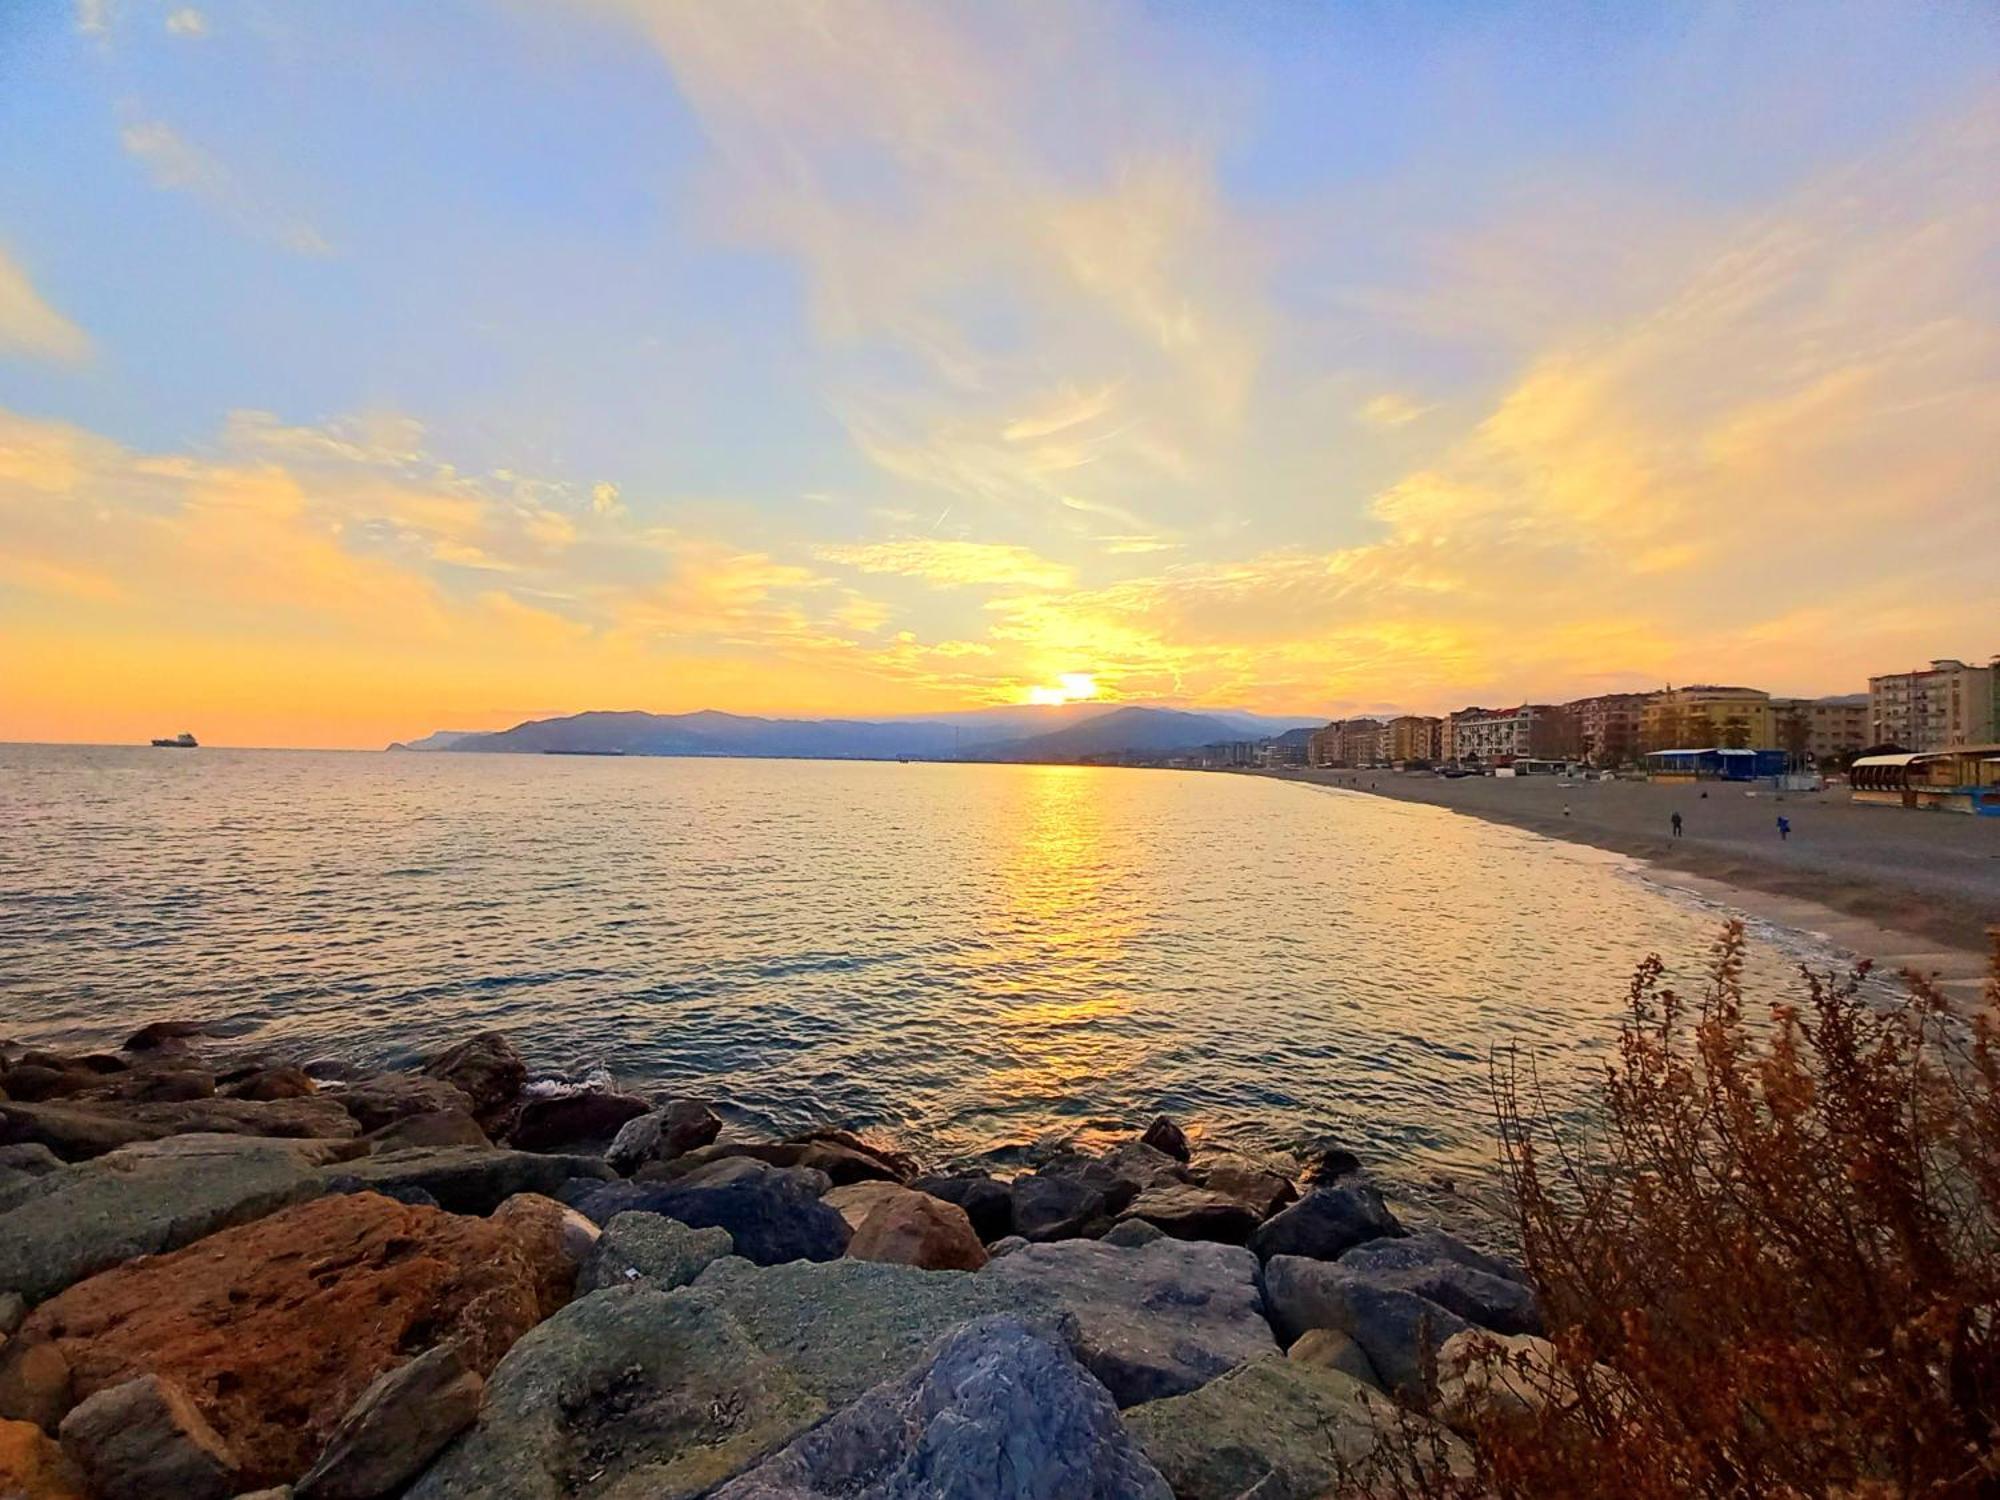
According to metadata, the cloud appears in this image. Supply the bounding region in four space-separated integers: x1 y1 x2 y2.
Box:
816 538 1074 591
120 120 332 255
1355 393 1432 428
0 246 91 363
165 7 205 36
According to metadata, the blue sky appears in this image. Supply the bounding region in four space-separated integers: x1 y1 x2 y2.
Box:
1 1 1995 745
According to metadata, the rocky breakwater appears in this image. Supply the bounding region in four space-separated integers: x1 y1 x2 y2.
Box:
0 1026 1538 1499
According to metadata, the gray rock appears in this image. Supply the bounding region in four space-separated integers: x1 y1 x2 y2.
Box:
985 1235 1029 1258
59 1373 240 1500
322 1175 441 1210
0 1097 361 1164
1119 1184 1261 1245
404 1287 824 1500
1140 1115 1192 1162
1338 1230 1541 1336
295 1344 484 1500
1009 1172 1106 1241
576 1167 849 1267
576 1212 733 1293
1286 1327 1381 1387
1124 1354 1441 1500
979 1238 1276 1406
365 1109 490 1152
662 1155 832 1197
604 1100 721 1174
693 1256 1055 1409
319 1146 614 1217
1039 1144 1185 1216
909 1173 1013 1242
1101 1218 1166 1249
1247 1183 1401 1262
0 1291 25 1336
653 1138 902 1189
0 1142 62 1176
1261 1256 1471 1399
1298 1144 1363 1185
0 1135 327 1304
712 1315 1173 1500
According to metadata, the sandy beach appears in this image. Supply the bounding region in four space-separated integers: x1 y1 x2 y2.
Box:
1260 768 2000 1002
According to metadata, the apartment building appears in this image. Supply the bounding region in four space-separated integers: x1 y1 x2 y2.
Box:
1641 686 1775 751
1769 694 1870 764
1377 715 1442 763
1308 717 1383 767
1449 705 1567 764
1868 658 1999 751
1564 691 1655 767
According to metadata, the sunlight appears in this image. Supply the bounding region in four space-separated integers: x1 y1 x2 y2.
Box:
1024 672 1101 706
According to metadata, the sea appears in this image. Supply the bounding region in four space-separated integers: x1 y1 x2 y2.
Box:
0 745 1858 1225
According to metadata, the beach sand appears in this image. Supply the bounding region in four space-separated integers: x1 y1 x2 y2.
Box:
1259 768 2000 1006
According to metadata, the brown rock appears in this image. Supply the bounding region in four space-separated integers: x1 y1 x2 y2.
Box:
0 1339 72 1430
123 1019 223 1052
17 1193 546 1488
507 1090 649 1152
293 1346 483 1500
0 1067 95 1104
421 1033 525 1126
1287 1327 1381 1388
0 1098 361 1164
332 1076 476 1133
0 1103 162 1163
487 1193 599 1315
227 1067 318 1102
663 1136 905 1188
1119 1184 1262 1245
1195 1162 1298 1220
825 1182 988 1270
789 1128 921 1182
1140 1115 1192 1162
364 1109 489 1152
0 1416 86 1499
59 1374 239 1500
78 1067 217 1104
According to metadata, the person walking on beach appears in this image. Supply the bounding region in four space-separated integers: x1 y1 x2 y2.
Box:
1671 811 1683 837
1777 815 1791 841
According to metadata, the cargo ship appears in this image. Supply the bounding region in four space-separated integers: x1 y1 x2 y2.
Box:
150 732 199 748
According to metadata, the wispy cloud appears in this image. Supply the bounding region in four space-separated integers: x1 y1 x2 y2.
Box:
0 246 90 363
164 7 206 37
120 119 331 255
817 538 1074 591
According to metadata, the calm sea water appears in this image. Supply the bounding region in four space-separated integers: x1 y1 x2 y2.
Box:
0 746 1849 1215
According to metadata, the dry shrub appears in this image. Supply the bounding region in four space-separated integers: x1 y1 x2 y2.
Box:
1346 922 2000 1499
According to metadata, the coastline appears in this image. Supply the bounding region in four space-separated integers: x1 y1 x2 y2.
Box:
1257 767 1998 1006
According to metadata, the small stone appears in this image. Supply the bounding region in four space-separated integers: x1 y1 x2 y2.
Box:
227 1067 318 1102
1141 1115 1192 1162
0 1416 87 1499
576 1211 733 1293
1300 1145 1363 1184
1287 1327 1382 1387
1101 1217 1165 1248
0 1338 72 1430
604 1099 722 1174
1248 1183 1401 1262
59 1374 239 1500
121 1019 219 1052
293 1345 484 1500
1194 1162 1297 1219
0 1293 25 1337
985 1235 1029 1257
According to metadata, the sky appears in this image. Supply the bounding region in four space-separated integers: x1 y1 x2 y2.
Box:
1 0 1996 748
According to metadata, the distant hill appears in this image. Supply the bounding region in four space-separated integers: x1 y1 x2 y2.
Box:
386 729 479 752
965 704 1257 761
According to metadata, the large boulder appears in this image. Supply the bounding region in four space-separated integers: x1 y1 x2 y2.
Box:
1040 1143 1185 1215
1192 1161 1297 1220
908 1173 1013 1243
365 1109 490 1152
489 1193 601 1313
787 1128 921 1183
1261 1255 1471 1400
1118 1184 1261 1245
403 1287 824 1500
509 1091 651 1153
604 1100 721 1174
0 1103 158 1163
333 1076 477 1133
575 1165 850 1267
1247 1183 1401 1262
14 1193 549 1488
1124 1354 1461 1500
1140 1116 1192 1162
224 1066 318 1102
652 1137 902 1189
0 1416 85 1498
712 1316 1172 1500
422 1034 526 1126
321 1146 615 1216
576 1213 733 1294
978 1238 1276 1407
0 1098 361 1164
1338 1230 1542 1336
824 1183 987 1271
57 1374 239 1500
692 1257 1054 1410
0 1338 72 1429
294 1345 484 1500
0 1135 334 1304
1287 1327 1381 1387
1008 1172 1106 1242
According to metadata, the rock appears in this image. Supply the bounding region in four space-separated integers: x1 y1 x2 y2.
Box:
1261 1255 1472 1400
365 1109 489 1152
986 1235 1029 1257
1431 1328 1628 1437
323 1177 440 1210
1192 1162 1297 1220
0 1416 86 1498
1124 1354 1450 1500
0 1103 158 1163
575 1166 850 1267
576 1212 732 1293
320 1146 615 1217
692 1256 1052 1409
17 1193 548 1487
712 1316 1172 1500
508 1090 650 1153
227 1067 318 1102
1299 1145 1363 1185
421 1034 526 1125
1140 1115 1191 1162
1041 1143 1185 1215
294 1345 484 1500
0 1143 62 1176
785 1128 920 1183
908 1173 1013 1242
0 1067 95 1104
659 1138 900 1189
333 1076 476 1133
1119 1184 1262 1245
123 1019 223 1051
1101 1218 1166 1249
658 1154 832 1197
1247 1183 1401 1262
1286 1327 1381 1387
824 1183 987 1271
0 1294 24 1337
0 1135 330 1304
489 1194 600 1314
1009 1172 1107 1241
81 1066 216 1103
58 1374 239 1500
403 1287 824 1500
1338 1230 1542 1336
0 1099 358 1164
0 1339 71 1430
979 1238 1275 1406
603 1099 721 1173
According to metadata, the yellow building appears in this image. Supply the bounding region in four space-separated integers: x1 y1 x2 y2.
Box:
1641 686 1776 751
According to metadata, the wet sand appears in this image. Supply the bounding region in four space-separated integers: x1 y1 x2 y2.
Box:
1258 768 2000 1005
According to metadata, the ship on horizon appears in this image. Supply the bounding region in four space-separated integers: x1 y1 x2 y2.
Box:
150 732 199 748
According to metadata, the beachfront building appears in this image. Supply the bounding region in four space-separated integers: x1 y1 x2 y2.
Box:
1851 745 2000 815
1564 691 1655 767
1768 693 1870 765
1309 717 1383 767
1645 748 1790 783
1260 727 1312 767
1867 657 1999 751
1377 715 1442 764
1640 685 1776 752
1449 705 1569 766
1439 708 1492 764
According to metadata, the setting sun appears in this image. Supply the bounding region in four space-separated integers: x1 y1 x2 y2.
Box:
1025 673 1102 707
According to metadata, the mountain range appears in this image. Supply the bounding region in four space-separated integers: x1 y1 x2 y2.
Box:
387 704 1318 762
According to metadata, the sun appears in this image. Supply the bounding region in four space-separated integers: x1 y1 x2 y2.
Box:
1025 672 1101 706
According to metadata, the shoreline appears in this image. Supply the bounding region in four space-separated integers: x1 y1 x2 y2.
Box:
1258 767 1997 1005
